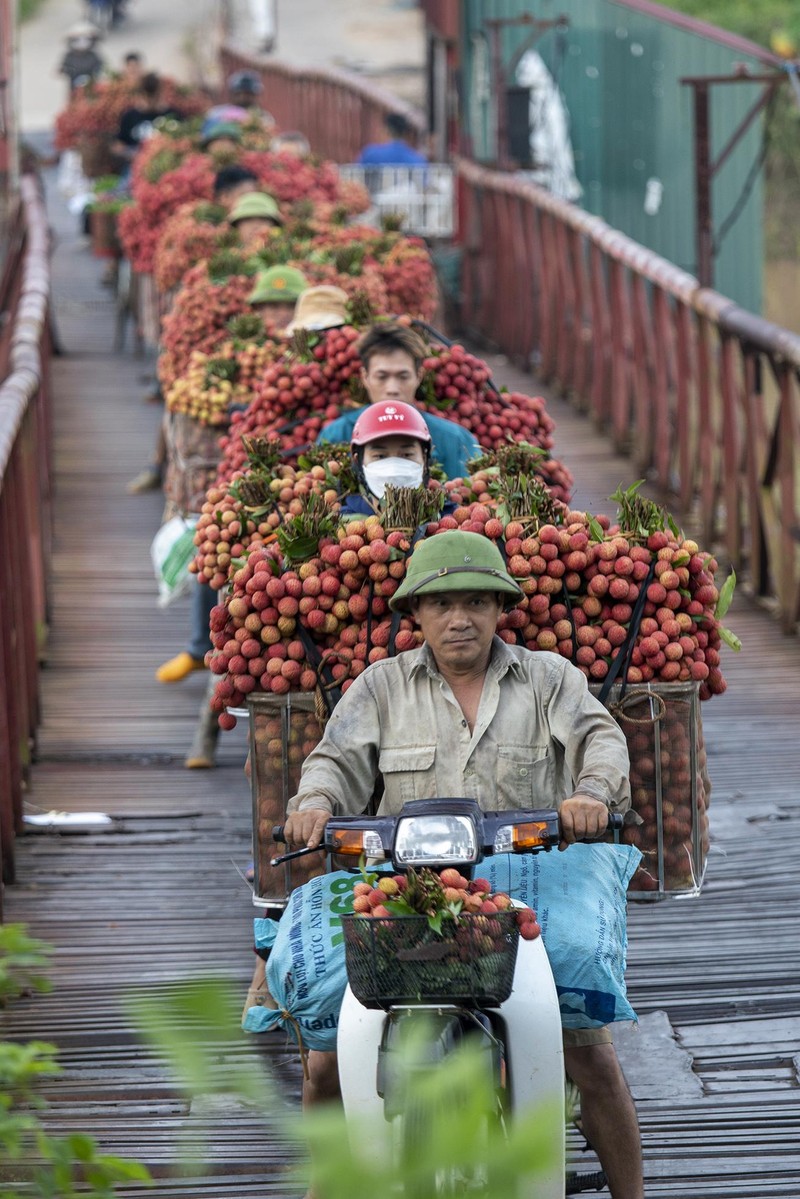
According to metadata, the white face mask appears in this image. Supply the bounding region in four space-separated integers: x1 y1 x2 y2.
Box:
362 458 424 499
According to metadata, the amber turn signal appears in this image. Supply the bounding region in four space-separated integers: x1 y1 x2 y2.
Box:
330 829 367 855
511 821 551 850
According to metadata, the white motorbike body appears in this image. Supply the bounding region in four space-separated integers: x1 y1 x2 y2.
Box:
337 931 567 1197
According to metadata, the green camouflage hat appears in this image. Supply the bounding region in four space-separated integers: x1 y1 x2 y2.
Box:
389 530 523 612
228 191 282 225
247 265 308 305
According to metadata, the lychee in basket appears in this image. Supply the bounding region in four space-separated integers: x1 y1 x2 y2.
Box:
341 911 520 1009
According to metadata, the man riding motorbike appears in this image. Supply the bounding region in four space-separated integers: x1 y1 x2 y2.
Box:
283 529 644 1199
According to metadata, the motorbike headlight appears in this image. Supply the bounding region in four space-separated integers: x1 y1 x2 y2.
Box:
393 814 478 866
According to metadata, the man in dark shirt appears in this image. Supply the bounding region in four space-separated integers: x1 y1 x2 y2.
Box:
113 72 184 163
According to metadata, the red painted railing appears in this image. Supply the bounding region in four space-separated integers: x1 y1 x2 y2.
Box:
219 46 425 162
458 157 800 632
0 175 52 893
418 0 460 42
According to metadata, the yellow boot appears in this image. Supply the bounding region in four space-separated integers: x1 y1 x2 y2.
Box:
155 651 206 683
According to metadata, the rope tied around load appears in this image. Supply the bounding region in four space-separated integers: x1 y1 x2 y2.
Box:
280 1010 310 1079
608 689 668 726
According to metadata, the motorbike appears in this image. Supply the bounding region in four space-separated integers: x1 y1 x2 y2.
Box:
274 798 623 1197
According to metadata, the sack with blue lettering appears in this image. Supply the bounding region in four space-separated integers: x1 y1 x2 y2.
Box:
242 871 359 1051
484 843 641 1029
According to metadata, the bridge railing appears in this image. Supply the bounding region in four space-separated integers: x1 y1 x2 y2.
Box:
219 45 425 163
0 175 52 892
458 157 800 634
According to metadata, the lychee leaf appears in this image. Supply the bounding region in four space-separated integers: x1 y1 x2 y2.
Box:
718 624 742 652
715 568 736 620
587 516 605 542
384 896 415 917
427 910 445 935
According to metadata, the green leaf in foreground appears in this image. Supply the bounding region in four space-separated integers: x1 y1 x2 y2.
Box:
718 625 742 652
715 567 736 621
127 978 264 1107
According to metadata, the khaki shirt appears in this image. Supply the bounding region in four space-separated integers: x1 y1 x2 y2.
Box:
289 637 631 818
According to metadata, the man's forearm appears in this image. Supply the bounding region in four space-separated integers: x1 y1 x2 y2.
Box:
287 671 381 817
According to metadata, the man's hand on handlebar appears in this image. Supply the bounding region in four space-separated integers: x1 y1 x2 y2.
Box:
283 807 332 850
559 794 612 851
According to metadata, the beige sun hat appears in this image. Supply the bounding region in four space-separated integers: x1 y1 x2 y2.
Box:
284 285 349 335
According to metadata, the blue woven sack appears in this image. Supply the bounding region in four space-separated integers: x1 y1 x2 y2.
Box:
483 843 641 1028
242 870 360 1051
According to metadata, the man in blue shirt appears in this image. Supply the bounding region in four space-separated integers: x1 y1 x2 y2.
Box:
357 112 428 167
316 322 480 481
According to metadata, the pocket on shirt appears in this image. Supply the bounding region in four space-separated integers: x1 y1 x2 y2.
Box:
497 744 550 806
378 745 437 805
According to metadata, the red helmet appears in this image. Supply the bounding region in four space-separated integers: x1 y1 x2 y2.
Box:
351 401 431 448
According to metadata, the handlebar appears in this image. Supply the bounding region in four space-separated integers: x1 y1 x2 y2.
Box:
270 808 623 867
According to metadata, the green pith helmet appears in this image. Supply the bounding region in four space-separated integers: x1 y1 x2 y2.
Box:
201 121 244 148
389 530 523 613
247 265 308 305
228 191 282 226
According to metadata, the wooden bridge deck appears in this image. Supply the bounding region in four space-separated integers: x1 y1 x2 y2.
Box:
1 165 799 1197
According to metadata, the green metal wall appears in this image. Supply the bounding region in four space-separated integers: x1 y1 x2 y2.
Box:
461 0 769 313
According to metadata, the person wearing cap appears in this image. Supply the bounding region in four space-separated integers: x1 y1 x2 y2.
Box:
161 266 308 753
283 285 350 336
58 22 104 95
247 265 309 337
200 121 244 154
212 165 260 210
227 69 276 128
317 322 480 482
200 108 250 138
227 191 283 250
282 529 642 1199
341 398 456 517
271 131 311 158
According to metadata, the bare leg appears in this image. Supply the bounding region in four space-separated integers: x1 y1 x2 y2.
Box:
564 1042 643 1199
302 1051 341 1198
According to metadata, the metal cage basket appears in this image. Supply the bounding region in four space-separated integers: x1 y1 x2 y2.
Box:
341 912 520 1010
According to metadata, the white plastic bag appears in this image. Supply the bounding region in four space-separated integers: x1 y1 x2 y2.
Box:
57 149 92 200
150 515 198 608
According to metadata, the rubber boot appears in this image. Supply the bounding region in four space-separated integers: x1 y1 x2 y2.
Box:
184 676 220 768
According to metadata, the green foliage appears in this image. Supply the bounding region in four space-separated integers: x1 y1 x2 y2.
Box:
19 0 47 20
130 979 559 1196
128 978 265 1107
301 1028 560 1199
0 926 51 1006
610 480 680 541
664 1 800 46
0 925 151 1197
668 0 800 264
